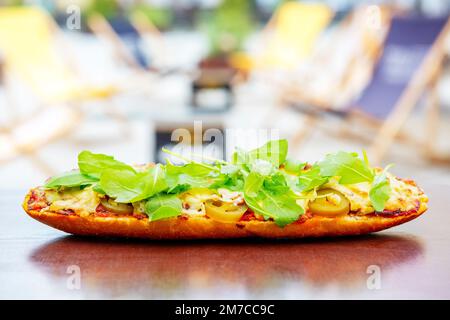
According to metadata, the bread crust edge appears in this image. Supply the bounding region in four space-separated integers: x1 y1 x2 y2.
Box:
22 192 427 239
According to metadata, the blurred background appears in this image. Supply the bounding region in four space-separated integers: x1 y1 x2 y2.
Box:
0 0 450 190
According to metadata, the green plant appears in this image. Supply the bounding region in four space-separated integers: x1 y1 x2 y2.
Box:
200 0 255 56
84 0 120 19
131 3 173 30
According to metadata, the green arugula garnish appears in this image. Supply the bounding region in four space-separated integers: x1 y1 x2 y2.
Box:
44 170 98 189
263 173 290 195
369 165 393 212
283 158 306 174
232 139 288 167
297 165 328 192
165 162 225 192
244 172 265 197
100 164 167 203
244 188 304 227
43 139 394 225
318 151 374 184
78 150 134 178
145 194 183 221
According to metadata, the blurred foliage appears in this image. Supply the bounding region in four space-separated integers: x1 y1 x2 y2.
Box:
84 0 120 19
131 4 173 30
199 0 256 56
80 0 172 30
1 0 25 5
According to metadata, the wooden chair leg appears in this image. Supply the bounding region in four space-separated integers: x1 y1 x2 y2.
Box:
368 17 450 165
423 79 450 163
424 82 440 154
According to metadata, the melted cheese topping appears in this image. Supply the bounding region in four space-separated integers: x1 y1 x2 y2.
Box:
44 187 100 217
37 172 426 217
324 173 426 214
179 188 220 215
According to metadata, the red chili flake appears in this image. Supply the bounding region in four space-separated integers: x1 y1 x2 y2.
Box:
29 190 39 203
57 209 75 216
28 190 48 211
95 203 109 213
294 211 313 224
94 212 113 217
366 202 419 218
133 213 147 220
239 210 256 221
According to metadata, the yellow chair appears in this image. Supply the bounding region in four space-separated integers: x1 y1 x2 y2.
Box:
236 1 333 71
0 7 127 174
0 7 118 104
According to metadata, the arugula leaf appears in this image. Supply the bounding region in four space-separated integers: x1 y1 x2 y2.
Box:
369 167 392 212
283 158 305 174
232 139 288 167
263 173 290 195
99 169 141 202
297 166 328 192
217 164 245 191
318 151 374 184
244 189 303 227
145 193 182 221
244 172 264 197
222 177 245 191
100 165 167 203
232 140 304 226
139 165 168 201
78 150 134 179
166 184 190 194
44 170 98 189
92 183 106 194
165 162 222 192
282 172 302 193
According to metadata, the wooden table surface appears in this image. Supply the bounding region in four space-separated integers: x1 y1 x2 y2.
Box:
1 182 449 299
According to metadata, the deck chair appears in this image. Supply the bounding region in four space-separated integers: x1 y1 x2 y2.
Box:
0 105 82 174
87 12 169 74
0 7 129 174
239 1 334 71
281 5 391 110
287 14 450 165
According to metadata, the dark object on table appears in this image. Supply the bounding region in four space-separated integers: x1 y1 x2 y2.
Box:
154 121 226 164
191 55 236 112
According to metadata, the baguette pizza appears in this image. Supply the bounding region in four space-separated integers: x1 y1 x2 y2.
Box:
23 139 428 239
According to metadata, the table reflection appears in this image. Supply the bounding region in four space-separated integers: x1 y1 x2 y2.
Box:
29 234 424 298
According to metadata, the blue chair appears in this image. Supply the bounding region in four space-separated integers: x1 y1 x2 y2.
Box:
290 14 450 164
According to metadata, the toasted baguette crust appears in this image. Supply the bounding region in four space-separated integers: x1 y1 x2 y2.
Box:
23 193 427 239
